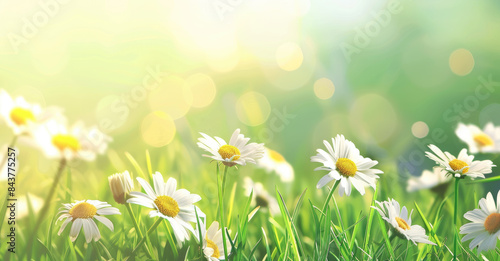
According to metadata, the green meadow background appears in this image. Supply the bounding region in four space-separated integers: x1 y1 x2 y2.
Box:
1 0 500 260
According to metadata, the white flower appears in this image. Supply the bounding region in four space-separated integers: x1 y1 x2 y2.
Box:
108 171 134 204
372 198 436 245
33 117 111 161
200 221 232 261
425 144 495 179
406 168 452 192
311 134 382 196
0 89 59 135
197 129 265 167
460 191 500 253
243 177 280 216
127 172 202 243
57 200 121 243
456 122 500 154
257 147 294 182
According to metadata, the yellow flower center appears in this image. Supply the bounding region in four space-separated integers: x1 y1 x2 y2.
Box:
206 238 220 258
395 217 410 230
269 149 285 162
9 107 35 125
218 145 241 161
474 134 494 147
52 134 81 151
448 159 469 173
484 213 500 234
336 158 357 177
69 202 97 219
154 196 180 217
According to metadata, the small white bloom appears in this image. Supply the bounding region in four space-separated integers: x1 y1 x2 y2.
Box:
460 191 500 253
57 200 121 243
372 198 436 245
311 134 382 196
425 144 495 179
243 177 280 216
199 221 232 261
406 168 452 192
456 122 500 153
257 147 294 182
0 89 59 135
33 116 111 161
127 172 203 244
108 171 134 204
197 129 265 167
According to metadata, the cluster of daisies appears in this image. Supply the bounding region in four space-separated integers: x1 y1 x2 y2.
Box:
0 89 111 165
2 89 499 258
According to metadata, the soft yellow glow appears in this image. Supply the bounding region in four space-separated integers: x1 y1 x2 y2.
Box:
411 121 429 138
349 93 398 143
236 91 271 126
148 76 192 120
52 134 81 151
336 158 357 177
141 111 176 147
449 159 469 173
186 73 216 108
449 48 474 76
276 42 303 71
313 78 335 99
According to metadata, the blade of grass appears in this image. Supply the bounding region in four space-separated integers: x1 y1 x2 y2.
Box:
364 187 378 250
414 201 442 247
376 215 395 260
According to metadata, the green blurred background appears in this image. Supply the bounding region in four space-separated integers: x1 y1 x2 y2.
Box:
1 0 500 239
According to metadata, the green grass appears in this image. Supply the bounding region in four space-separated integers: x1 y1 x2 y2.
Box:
2 146 500 261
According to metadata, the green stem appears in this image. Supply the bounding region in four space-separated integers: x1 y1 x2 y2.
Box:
92 240 102 258
453 177 460 261
129 218 163 257
217 164 230 260
26 158 67 261
320 180 340 222
125 203 144 238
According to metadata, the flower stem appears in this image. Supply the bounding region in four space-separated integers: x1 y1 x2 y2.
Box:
125 203 144 238
130 218 163 257
320 180 340 222
453 177 460 261
217 164 230 260
26 158 67 261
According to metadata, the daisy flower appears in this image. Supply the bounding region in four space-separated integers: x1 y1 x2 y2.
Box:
456 122 500 153
33 117 111 161
197 129 265 167
372 198 436 245
311 134 382 196
0 89 58 135
257 147 294 182
243 177 280 216
406 168 452 193
200 221 232 261
425 144 495 179
460 191 500 253
108 171 134 204
57 200 121 243
127 172 202 243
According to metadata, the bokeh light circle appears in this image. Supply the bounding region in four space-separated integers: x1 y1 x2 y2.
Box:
313 78 335 99
148 75 192 119
186 73 217 108
449 48 474 76
141 111 176 147
236 91 271 126
349 93 398 143
411 121 429 138
275 42 303 71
